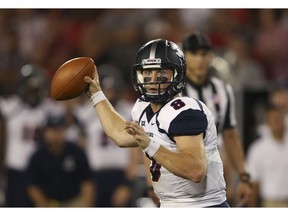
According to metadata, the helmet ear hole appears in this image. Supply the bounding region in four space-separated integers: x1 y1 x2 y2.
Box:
132 39 186 103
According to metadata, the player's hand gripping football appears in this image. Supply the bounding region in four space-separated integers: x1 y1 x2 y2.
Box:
84 65 101 98
125 121 150 150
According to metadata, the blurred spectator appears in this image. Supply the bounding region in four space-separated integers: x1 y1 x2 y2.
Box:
143 19 173 42
219 35 267 90
246 104 288 207
0 64 63 206
208 9 233 51
0 10 24 96
27 115 94 207
74 64 139 207
95 9 142 83
281 9 288 28
179 9 212 33
257 80 288 139
156 9 188 42
253 9 288 81
269 80 288 122
61 98 87 149
14 10 50 63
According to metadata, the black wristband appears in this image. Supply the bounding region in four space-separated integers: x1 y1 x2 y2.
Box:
239 172 250 183
239 172 253 188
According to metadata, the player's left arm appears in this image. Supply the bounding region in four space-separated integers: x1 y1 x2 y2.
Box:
156 134 206 182
125 121 206 183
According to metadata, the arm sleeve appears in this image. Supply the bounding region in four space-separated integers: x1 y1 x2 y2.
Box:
168 109 208 136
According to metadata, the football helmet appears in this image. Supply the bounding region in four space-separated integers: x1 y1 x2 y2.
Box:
132 39 186 103
18 64 47 107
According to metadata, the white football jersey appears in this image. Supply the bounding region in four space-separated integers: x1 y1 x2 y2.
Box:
75 99 134 170
131 96 226 207
0 95 64 171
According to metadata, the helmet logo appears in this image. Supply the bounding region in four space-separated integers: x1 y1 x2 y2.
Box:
142 58 161 68
170 43 184 59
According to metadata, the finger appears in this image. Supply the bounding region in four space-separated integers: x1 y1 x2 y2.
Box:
84 76 93 84
126 121 141 129
125 125 141 136
126 121 138 125
92 66 99 81
132 123 145 132
125 127 136 136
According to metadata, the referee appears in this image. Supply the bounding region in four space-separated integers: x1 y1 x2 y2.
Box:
181 31 252 206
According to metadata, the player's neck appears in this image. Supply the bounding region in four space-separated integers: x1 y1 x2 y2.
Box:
150 102 163 113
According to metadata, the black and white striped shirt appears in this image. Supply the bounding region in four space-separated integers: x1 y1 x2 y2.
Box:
182 76 237 136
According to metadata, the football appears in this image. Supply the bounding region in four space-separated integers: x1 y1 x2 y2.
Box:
51 57 95 100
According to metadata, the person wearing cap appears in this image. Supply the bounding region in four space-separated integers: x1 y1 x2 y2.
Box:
26 115 94 207
181 31 252 206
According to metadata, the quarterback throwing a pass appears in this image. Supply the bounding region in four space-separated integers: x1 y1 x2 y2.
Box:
84 39 228 207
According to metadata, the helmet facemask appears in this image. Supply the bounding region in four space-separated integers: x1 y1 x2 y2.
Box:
134 66 181 103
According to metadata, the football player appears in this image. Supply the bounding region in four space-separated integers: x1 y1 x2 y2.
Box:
84 39 228 207
0 64 63 206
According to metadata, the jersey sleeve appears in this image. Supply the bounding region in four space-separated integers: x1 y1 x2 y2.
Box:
223 83 237 129
158 97 208 136
168 109 208 136
131 99 148 122
0 95 20 118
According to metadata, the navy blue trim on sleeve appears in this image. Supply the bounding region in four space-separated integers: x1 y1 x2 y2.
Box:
168 109 208 136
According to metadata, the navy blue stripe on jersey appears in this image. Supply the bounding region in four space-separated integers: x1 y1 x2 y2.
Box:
168 109 207 136
138 103 150 123
140 104 158 124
